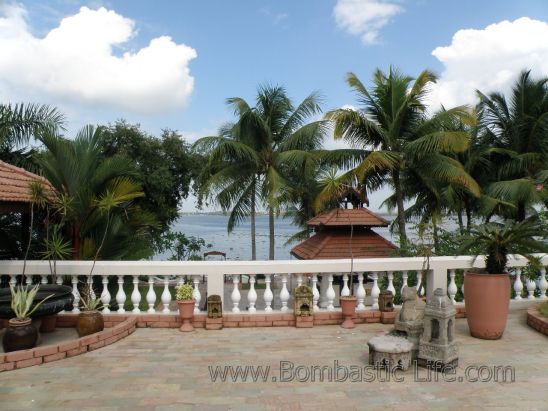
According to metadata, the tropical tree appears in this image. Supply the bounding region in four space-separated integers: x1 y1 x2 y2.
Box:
477 70 548 221
195 85 327 259
324 67 480 244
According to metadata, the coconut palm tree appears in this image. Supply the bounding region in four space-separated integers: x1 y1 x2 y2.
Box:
477 70 548 221
324 67 480 244
195 85 327 260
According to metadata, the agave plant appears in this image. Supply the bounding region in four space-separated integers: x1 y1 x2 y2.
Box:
175 283 194 301
10 284 53 321
79 282 105 311
459 217 548 274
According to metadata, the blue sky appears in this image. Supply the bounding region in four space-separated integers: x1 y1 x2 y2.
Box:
1 0 548 210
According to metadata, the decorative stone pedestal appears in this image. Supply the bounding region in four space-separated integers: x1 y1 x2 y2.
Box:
367 335 413 370
295 316 313 328
205 317 223 330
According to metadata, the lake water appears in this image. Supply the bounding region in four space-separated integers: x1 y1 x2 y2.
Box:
155 213 402 260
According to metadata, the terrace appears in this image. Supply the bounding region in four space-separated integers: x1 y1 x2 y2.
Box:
0 255 547 409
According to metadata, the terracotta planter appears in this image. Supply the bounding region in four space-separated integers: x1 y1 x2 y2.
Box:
340 296 357 329
177 300 195 332
464 272 511 339
76 310 104 337
2 318 38 352
40 314 57 333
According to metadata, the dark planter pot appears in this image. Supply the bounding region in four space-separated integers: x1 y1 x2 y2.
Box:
464 272 511 340
2 318 38 352
76 310 104 337
177 300 195 332
340 296 357 329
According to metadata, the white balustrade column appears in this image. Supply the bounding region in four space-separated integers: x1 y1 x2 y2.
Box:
146 277 156 313
9 274 16 288
161 276 171 314
513 269 523 300
401 271 408 295
538 268 548 300
247 275 257 313
341 274 350 297
41 274 48 284
297 273 303 287
264 274 273 312
280 274 290 312
387 272 395 296
416 272 425 296
131 275 141 313
461 273 465 299
101 275 111 313
371 272 380 309
231 276 241 313
56 276 62 286
71 275 80 313
193 276 202 314
25 275 32 286
177 276 184 287
117 275 126 313
448 270 457 304
356 273 366 310
311 274 320 311
526 277 536 300
326 274 335 311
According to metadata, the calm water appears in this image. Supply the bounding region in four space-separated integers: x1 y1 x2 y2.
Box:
155 213 399 260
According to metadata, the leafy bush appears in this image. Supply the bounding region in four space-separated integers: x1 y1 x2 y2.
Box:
175 283 194 301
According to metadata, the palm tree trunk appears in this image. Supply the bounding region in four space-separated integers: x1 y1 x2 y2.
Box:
465 205 472 232
432 219 439 253
250 183 257 261
457 209 464 235
268 207 275 260
517 202 526 222
392 170 407 244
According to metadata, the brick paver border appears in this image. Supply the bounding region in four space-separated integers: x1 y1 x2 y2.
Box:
527 305 548 336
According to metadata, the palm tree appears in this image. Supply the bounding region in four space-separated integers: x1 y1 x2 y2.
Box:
195 85 327 260
324 67 480 244
477 70 548 221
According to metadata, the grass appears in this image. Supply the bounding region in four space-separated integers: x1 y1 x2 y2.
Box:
539 301 548 318
241 283 267 290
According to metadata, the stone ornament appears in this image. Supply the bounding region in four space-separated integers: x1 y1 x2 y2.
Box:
294 285 313 317
378 290 394 312
207 295 222 319
393 286 426 359
368 335 413 370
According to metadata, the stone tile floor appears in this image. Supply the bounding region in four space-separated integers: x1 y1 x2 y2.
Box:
0 309 546 411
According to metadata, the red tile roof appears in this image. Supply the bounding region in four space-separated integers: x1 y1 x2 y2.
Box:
290 229 397 260
0 161 55 204
306 208 389 227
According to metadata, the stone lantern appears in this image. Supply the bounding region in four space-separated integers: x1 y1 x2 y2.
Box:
417 288 458 370
378 290 394 312
294 285 313 316
207 295 222 318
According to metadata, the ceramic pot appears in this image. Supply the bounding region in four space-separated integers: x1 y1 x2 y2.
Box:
177 300 196 332
39 314 57 333
464 272 510 339
340 296 357 329
2 318 38 352
76 310 104 337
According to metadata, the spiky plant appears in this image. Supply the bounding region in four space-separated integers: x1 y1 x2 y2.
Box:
10 284 53 321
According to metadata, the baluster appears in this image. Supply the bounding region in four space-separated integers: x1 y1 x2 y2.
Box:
448 270 457 304
71 275 80 313
401 271 408 295
296 273 303 287
526 276 536 300
41 274 48 284
9 274 16 288
231 275 241 313
131 275 141 313
311 274 320 311
56 276 62 286
177 276 184 287
371 272 380 309
146 277 156 313
326 274 335 311
247 274 257 313
193 276 202 314
264 274 273 312
416 272 425 296
341 274 350 297
387 271 395 296
280 274 290 312
461 272 465 299
356 273 366 310
538 268 547 300
116 275 126 313
101 275 111 313
161 276 171 314
25 275 32 286
513 269 523 300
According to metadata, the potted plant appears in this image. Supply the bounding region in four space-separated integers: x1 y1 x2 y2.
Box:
76 282 105 337
176 283 195 332
340 295 357 329
2 284 53 352
459 218 548 339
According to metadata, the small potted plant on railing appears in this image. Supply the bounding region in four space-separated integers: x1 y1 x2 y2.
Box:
2 285 53 352
459 217 548 340
176 283 195 332
76 282 105 337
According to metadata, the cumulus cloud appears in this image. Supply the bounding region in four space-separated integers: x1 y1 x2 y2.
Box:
0 3 197 114
333 0 403 45
430 17 548 109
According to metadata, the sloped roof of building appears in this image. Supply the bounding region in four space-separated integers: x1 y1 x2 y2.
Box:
0 161 55 204
290 229 397 260
306 208 389 228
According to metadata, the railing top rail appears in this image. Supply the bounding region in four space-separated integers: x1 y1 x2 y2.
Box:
0 254 545 276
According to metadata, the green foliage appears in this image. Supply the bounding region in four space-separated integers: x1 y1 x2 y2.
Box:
157 231 211 261
10 284 53 320
175 283 194 301
540 301 548 318
79 282 105 311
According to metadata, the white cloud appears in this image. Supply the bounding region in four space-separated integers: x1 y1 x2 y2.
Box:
333 0 403 45
0 3 197 114
430 17 548 109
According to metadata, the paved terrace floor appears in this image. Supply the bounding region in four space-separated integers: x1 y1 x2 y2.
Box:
0 309 546 411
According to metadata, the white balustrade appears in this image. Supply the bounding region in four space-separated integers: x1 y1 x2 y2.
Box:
193 276 202 314
131 275 141 313
325 274 335 311
116 275 126 313
231 275 241 313
264 274 273 312
247 274 257 313
356 273 366 310
296 273 303 287
461 272 465 299
416 272 424 296
539 268 547 299
341 274 350 297
161 276 171 314
387 271 395 296
25 275 32 286
526 278 536 300
311 274 320 311
146 277 156 313
401 271 408 294
280 274 290 312
9 274 16 288
71 275 80 313
101 275 111 313
41 274 47 284
370 272 380 309
448 270 457 303
513 269 523 300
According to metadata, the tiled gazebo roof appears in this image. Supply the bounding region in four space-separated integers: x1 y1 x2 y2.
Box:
306 208 389 227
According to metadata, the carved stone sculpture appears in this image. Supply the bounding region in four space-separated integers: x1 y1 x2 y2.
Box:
294 285 313 317
207 295 222 319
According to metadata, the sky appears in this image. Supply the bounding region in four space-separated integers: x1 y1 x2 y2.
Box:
1 0 548 212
